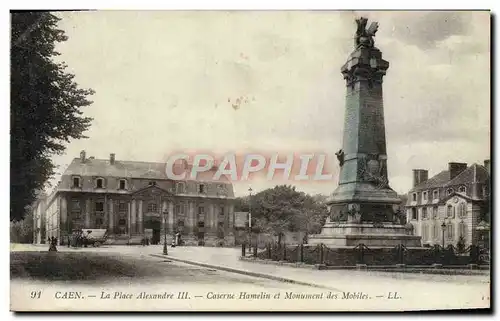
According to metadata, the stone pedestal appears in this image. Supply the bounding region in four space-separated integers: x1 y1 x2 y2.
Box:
309 222 421 247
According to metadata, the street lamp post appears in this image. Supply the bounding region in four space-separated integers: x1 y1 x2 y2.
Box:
163 208 168 255
248 187 253 254
441 221 446 248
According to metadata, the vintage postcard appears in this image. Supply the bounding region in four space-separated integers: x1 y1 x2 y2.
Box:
10 10 491 312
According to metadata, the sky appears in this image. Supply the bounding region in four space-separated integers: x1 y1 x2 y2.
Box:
49 10 491 197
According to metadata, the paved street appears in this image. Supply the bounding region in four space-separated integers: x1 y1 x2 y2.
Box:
10 244 491 311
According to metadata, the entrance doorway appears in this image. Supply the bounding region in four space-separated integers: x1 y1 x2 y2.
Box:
197 232 205 246
145 219 161 245
152 228 161 245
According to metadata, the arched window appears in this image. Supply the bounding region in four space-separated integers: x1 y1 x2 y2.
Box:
446 188 454 196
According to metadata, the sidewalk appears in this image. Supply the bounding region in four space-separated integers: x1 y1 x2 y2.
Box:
157 246 490 309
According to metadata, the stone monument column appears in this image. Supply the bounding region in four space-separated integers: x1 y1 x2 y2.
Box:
309 17 421 248
330 17 400 223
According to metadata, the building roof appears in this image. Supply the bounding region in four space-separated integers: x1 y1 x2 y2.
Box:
444 163 489 187
410 163 489 192
63 158 230 183
411 170 450 191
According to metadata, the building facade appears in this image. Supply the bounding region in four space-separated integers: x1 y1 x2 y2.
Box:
405 161 490 247
35 151 236 246
32 191 47 244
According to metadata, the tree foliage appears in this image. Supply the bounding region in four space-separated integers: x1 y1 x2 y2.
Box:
11 12 94 221
234 185 328 236
10 212 34 243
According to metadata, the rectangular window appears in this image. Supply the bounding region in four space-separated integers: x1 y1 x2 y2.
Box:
119 179 126 190
73 177 80 188
411 208 418 220
458 203 467 218
199 184 205 194
71 199 80 211
219 206 224 216
447 205 453 218
433 224 439 239
118 202 127 212
422 225 428 241
422 207 428 219
96 178 103 188
198 206 205 215
432 206 438 219
198 221 205 228
95 201 104 212
423 192 428 201
147 203 158 213
175 204 180 215
447 224 454 240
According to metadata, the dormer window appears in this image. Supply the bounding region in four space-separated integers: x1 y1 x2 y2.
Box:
148 181 157 186
458 186 466 194
446 188 454 196
433 190 439 200
422 191 428 201
72 176 81 188
176 182 186 194
96 178 104 189
412 193 417 202
199 184 206 194
119 179 127 190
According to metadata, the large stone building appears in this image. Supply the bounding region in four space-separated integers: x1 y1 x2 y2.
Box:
34 151 236 246
405 160 490 247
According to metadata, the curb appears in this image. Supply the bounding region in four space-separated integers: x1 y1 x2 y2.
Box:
150 254 341 292
241 257 490 276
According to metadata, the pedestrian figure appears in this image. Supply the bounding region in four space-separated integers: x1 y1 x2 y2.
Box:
48 237 58 252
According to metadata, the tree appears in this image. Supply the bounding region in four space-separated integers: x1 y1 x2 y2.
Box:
456 236 466 253
11 12 94 221
240 185 328 238
10 212 34 243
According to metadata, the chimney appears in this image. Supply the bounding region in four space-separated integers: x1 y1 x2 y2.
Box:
484 159 490 173
110 153 116 165
448 162 467 180
80 150 86 163
412 169 428 187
